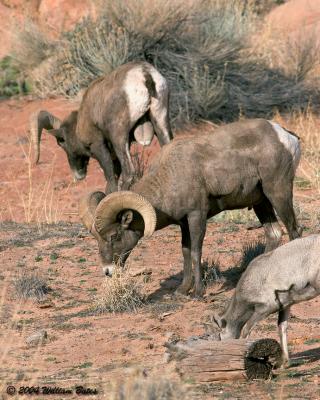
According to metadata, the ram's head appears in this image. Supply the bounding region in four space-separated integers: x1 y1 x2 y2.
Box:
79 191 157 276
30 110 89 180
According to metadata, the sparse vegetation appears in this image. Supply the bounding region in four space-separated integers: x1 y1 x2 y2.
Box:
94 268 145 313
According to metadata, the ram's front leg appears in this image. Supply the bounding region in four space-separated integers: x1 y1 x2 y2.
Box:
187 211 206 298
90 142 118 194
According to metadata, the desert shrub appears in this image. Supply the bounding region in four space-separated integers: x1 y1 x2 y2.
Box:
239 241 265 271
11 19 56 72
0 56 22 98
14 273 51 301
111 376 188 400
94 268 145 313
222 240 265 288
11 0 320 122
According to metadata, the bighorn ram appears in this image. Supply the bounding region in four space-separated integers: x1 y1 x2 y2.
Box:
215 234 320 366
30 62 172 192
79 119 302 297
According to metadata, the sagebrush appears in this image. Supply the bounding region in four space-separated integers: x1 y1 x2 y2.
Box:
11 0 320 124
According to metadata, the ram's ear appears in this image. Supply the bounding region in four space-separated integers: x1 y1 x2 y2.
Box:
121 210 134 230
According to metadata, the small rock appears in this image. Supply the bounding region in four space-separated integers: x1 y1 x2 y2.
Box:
130 268 152 277
37 301 54 309
159 311 174 321
163 352 171 363
164 332 181 344
26 330 47 346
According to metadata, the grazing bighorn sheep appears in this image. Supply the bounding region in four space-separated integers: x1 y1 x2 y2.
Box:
79 119 302 297
30 61 172 192
215 234 320 366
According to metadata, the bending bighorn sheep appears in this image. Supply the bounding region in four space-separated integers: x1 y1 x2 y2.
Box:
79 119 302 297
215 234 320 366
30 61 172 192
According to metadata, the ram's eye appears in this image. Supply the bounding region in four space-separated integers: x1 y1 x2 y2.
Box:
57 137 65 145
110 234 118 242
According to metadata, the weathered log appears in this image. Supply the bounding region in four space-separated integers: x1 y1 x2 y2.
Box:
164 335 282 382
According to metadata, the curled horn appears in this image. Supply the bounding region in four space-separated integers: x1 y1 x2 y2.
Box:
30 110 62 164
79 191 106 235
94 191 157 238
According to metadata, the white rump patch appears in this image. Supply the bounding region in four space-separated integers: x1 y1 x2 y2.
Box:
268 121 301 171
124 67 150 123
149 67 168 100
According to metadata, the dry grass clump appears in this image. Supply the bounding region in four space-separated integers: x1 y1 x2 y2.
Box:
14 273 51 301
111 376 189 400
253 19 320 83
95 268 145 313
202 258 224 287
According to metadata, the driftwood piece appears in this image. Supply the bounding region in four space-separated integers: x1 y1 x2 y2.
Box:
165 335 282 382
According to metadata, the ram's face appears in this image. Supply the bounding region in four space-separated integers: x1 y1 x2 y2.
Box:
51 111 90 181
96 220 141 277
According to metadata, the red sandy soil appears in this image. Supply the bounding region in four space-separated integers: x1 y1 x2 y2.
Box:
0 96 319 399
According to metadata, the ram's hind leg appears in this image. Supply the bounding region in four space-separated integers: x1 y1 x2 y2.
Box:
187 211 207 298
253 197 282 252
278 307 290 367
149 85 172 145
176 219 193 296
112 134 136 190
262 180 302 241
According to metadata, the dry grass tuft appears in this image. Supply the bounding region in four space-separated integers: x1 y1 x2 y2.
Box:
7 135 67 225
111 375 189 400
94 268 145 313
14 273 51 301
